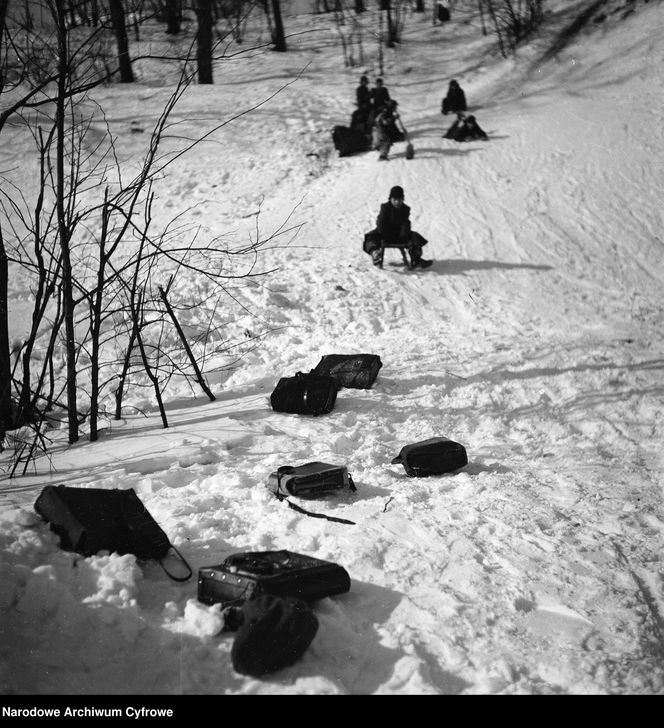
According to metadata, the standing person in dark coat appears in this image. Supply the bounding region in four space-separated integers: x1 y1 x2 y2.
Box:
356 75 371 111
364 186 432 269
367 77 392 129
441 79 467 115
371 77 392 112
351 75 372 133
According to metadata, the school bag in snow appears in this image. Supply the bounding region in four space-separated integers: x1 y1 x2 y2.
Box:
230 594 319 677
268 462 356 499
34 485 192 581
270 371 337 415
310 353 383 389
391 437 468 477
197 550 351 607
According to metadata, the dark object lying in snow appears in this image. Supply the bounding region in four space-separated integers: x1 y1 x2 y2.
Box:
391 437 468 477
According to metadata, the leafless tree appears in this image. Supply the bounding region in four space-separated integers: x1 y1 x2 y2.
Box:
1 3 304 471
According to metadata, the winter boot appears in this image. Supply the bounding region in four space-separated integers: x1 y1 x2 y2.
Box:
371 249 384 267
411 257 433 269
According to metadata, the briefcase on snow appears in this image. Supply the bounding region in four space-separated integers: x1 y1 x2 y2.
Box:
198 550 351 607
268 462 356 499
310 353 382 389
270 371 337 415
34 485 192 581
391 437 468 477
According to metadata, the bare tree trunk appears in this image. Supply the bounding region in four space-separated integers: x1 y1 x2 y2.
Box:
115 326 137 420
354 0 365 12
0 0 9 89
386 2 395 47
415 0 424 11
378 9 384 75
88 192 111 442
158 284 216 402
196 0 214 83
478 0 487 35
165 0 181 33
271 0 286 51
0 226 10 438
91 0 99 26
109 0 135 82
135 293 168 428
54 0 79 443
485 0 507 57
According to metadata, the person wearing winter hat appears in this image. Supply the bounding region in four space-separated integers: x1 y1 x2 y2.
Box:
372 100 401 160
363 186 432 269
441 79 467 116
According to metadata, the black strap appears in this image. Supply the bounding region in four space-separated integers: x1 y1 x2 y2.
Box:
277 494 356 525
274 469 356 525
158 544 193 582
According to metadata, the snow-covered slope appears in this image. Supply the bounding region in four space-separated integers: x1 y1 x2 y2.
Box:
1 0 663 695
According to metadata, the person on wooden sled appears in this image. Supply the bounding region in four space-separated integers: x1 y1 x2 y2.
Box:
363 186 432 269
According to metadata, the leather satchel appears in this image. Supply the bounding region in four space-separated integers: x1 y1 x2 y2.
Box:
34 485 192 581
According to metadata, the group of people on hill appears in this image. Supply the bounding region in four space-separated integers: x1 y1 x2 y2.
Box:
440 78 488 141
355 79 488 270
349 76 488 161
350 76 406 161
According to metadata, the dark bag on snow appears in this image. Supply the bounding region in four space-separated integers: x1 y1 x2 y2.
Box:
198 550 351 607
231 595 319 677
268 462 356 499
310 353 383 389
34 485 192 581
268 462 357 525
332 125 370 157
270 371 337 415
391 437 468 477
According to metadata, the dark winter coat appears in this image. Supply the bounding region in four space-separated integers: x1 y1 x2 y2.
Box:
444 116 488 142
442 83 467 115
376 201 412 244
371 85 391 111
356 83 372 110
372 107 400 156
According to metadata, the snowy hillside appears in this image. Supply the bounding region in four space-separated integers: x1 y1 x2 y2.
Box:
1 0 663 695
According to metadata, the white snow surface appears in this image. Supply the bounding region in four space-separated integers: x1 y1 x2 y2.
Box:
1 0 664 695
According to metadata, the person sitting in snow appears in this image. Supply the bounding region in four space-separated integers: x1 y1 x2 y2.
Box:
444 113 488 142
372 100 403 160
363 186 432 269
441 79 467 115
